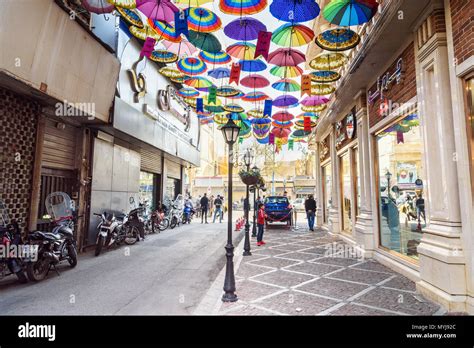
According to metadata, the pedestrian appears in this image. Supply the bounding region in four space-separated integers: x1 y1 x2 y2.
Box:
305 195 317 231
415 192 425 229
200 193 209 224
213 195 223 223
209 195 214 218
257 203 266 246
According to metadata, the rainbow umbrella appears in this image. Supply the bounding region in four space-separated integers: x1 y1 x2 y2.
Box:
310 70 341 83
223 104 245 113
171 75 191 83
150 49 178 63
199 50 232 64
148 19 181 42
323 0 379 26
197 111 213 118
255 135 269 144
187 31 222 53
272 120 293 129
311 83 336 96
297 112 319 119
226 42 256 60
269 0 320 23
273 95 298 107
301 95 330 106
108 0 135 9
272 78 300 92
240 74 270 88
161 40 197 56
178 88 200 98
115 7 144 27
185 7 222 33
241 91 270 102
216 86 240 97
224 17 266 41
137 0 179 22
268 48 305 67
272 23 315 47
177 57 207 75
239 59 267 72
315 28 360 51
295 119 317 129
184 76 214 90
227 90 244 99
302 104 327 113
208 67 231 79
251 117 271 125
228 112 248 121
309 52 348 70
271 127 291 138
272 111 294 122
270 65 303 78
175 0 213 7
219 0 267 16
129 25 163 41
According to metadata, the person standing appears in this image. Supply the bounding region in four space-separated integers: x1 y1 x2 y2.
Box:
305 195 316 231
209 195 214 218
213 195 223 223
257 203 266 246
200 193 209 224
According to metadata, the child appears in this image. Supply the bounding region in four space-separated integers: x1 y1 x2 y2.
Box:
257 203 266 246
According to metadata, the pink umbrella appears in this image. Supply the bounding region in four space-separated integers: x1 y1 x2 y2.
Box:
301 95 330 106
272 111 294 122
136 0 179 23
81 0 114 14
161 40 197 57
271 127 291 138
240 74 270 88
267 48 306 67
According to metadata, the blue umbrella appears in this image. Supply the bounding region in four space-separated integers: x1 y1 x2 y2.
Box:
269 0 320 23
239 59 267 72
208 67 231 79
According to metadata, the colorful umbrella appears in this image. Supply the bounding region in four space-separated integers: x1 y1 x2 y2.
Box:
311 83 336 96
271 127 291 138
226 42 256 60
309 52 348 70
269 0 320 23
199 50 232 64
148 19 181 42
223 104 245 113
161 40 197 56
216 86 240 97
214 113 228 124
292 129 311 138
187 30 222 53
240 74 270 88
273 95 298 107
136 0 179 22
159 66 186 78
248 109 264 118
255 136 269 144
227 91 244 99
252 117 272 125
301 95 330 106
272 23 315 47
108 0 136 9
297 112 319 119
301 104 327 113
150 49 178 63
239 59 267 72
197 111 213 118
272 78 300 92
207 105 225 113
208 67 231 79
175 0 213 7
270 65 303 78
129 25 163 41
82 0 114 13
323 0 379 26
184 76 214 90
315 28 360 51
171 74 191 83
268 48 305 67
310 70 341 83
272 120 293 129
177 57 207 75
185 7 222 33
219 0 267 16
178 88 200 98
241 91 270 102
224 17 266 41
272 111 294 122
295 119 317 128
116 7 144 27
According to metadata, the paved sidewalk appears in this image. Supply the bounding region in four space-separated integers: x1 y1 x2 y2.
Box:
202 225 445 316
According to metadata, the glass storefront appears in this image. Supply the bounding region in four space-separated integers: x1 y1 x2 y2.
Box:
465 77 474 198
139 171 159 209
340 153 352 234
323 163 332 223
166 177 181 202
375 113 426 260
354 147 361 215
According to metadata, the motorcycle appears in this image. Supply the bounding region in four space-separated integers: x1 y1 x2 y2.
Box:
26 192 78 281
169 204 183 229
93 211 120 256
127 197 145 241
149 205 169 234
182 204 194 224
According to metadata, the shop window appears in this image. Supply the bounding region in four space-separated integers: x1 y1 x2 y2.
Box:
465 76 474 198
375 113 426 261
323 163 332 223
166 177 181 202
139 172 160 209
340 153 352 234
354 147 361 216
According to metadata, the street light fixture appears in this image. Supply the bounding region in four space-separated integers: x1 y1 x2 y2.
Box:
386 170 392 199
220 118 240 303
251 165 260 238
243 148 253 256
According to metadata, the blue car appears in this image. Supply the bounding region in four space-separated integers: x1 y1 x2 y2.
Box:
264 196 292 226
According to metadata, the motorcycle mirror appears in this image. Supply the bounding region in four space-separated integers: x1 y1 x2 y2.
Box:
71 200 76 211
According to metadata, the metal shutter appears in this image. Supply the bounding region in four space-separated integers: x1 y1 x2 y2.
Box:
140 148 162 174
41 119 77 170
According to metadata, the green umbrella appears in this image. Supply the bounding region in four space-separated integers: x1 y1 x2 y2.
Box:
187 30 222 54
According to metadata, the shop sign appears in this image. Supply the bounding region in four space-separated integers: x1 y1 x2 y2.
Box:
319 138 329 161
368 58 403 104
346 113 355 139
157 84 191 131
128 56 147 103
144 104 191 144
335 120 346 149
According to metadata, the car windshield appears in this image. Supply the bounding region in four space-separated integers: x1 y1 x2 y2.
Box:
265 197 289 204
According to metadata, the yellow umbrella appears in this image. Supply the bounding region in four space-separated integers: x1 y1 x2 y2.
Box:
309 53 347 70
311 84 336 96
108 0 136 9
175 0 213 7
129 25 162 41
302 104 327 113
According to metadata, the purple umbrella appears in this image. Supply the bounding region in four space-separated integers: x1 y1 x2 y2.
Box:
273 95 299 107
208 67 231 79
224 17 267 41
136 0 179 23
301 95 330 106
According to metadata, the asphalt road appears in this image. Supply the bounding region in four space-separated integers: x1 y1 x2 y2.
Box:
0 220 242 315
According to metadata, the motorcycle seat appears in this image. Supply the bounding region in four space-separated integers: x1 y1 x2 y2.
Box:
29 231 61 241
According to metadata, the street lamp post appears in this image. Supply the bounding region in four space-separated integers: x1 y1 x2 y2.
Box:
243 149 253 256
386 170 392 199
251 166 259 238
220 118 240 303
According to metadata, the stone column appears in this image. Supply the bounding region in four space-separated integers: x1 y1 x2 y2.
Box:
314 143 324 227
328 127 340 234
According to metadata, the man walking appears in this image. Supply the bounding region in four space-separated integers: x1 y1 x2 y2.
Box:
305 195 316 231
200 193 209 224
213 195 223 223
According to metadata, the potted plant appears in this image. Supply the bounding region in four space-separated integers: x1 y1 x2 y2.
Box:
239 168 259 186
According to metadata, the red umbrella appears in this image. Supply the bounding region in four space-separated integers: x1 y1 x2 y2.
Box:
271 127 291 138
267 48 306 67
272 111 294 122
240 74 270 88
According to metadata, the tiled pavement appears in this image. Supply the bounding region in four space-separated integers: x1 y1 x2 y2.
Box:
216 226 445 316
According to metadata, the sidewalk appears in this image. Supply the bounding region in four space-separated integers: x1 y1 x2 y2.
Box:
196 224 445 316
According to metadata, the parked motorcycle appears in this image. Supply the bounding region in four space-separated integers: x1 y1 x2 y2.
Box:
182 204 194 224
149 205 169 233
127 197 145 241
169 204 183 229
93 211 120 256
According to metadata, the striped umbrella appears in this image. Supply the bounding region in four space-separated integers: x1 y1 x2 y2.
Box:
323 0 379 27
270 65 303 78
184 76 215 90
272 23 315 47
272 78 300 92
226 42 256 60
272 120 293 129
148 19 182 42
185 7 222 33
219 0 267 16
272 111 294 122
241 91 270 102
223 104 245 113
177 57 207 76
178 88 200 98
310 70 341 83
199 50 232 65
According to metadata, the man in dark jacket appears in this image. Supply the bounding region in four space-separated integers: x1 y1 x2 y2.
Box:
304 195 317 231
200 193 209 224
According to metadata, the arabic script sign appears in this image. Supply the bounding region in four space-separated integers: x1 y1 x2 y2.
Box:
368 58 403 104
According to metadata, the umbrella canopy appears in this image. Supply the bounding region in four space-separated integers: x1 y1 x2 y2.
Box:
159 66 186 78
272 111 294 122
301 95 330 106
223 104 245 113
161 39 197 56
271 127 291 138
241 91 270 102
239 59 267 72
208 67 231 79
171 75 191 83
323 0 379 26
115 7 143 27
199 50 232 64
310 70 341 83
219 0 267 15
297 112 319 119
129 25 163 41
273 95 298 107
216 86 240 97
185 7 222 33
224 17 266 41
184 76 214 90
227 91 244 99
315 28 360 51
309 52 348 70
292 129 311 138
175 0 213 7
148 19 181 42
82 0 114 13
150 49 178 63
272 78 300 92
248 109 264 118
272 120 293 128
108 0 135 9
226 42 256 60
295 119 317 128
269 0 320 23
272 23 315 47
178 88 200 98
177 57 207 75
267 48 305 66
197 111 213 118
240 74 270 88
207 105 225 113
252 117 271 125
311 83 336 96
136 0 179 22
187 30 222 53
301 104 327 113
270 65 303 78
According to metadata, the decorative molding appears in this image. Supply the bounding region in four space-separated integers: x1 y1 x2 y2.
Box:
417 32 448 62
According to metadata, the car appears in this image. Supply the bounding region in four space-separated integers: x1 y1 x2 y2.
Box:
292 198 305 211
264 196 292 226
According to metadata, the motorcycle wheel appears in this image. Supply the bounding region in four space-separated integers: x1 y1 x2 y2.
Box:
95 235 105 256
26 258 50 282
67 244 78 268
145 220 152 235
170 216 177 229
124 226 138 245
158 218 169 231
16 270 28 284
